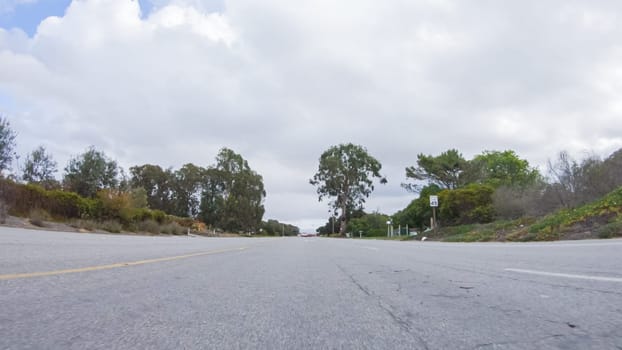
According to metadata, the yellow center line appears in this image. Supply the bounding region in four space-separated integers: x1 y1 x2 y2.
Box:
0 246 248 281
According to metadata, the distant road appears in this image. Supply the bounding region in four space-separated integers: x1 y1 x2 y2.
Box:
1 227 621 349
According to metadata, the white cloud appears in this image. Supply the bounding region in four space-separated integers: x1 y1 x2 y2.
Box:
1 0 622 231
0 0 36 14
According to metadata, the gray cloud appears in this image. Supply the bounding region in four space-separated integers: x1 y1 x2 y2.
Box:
1 0 621 231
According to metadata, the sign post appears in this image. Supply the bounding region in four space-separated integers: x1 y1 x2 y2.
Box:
429 195 439 231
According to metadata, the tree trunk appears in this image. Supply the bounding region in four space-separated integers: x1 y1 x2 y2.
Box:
339 197 347 236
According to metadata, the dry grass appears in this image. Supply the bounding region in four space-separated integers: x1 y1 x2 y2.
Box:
29 208 51 227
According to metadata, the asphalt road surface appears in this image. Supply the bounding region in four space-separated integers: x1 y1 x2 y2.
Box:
1 227 621 349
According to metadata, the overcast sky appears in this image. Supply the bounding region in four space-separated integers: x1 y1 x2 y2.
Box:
1 0 621 231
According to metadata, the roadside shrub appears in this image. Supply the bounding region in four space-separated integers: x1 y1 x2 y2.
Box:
138 219 161 234
99 220 122 233
29 208 51 227
152 210 167 224
392 185 442 230
597 221 622 239
116 207 162 226
94 190 131 221
46 190 94 219
439 184 495 225
347 213 390 237
8 183 47 216
168 216 195 228
129 187 148 209
0 199 7 224
493 185 544 219
69 219 97 231
0 179 94 220
133 208 156 222
160 222 186 235
192 221 207 233
443 228 495 242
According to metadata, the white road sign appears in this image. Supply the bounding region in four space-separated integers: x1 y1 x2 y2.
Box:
429 195 439 207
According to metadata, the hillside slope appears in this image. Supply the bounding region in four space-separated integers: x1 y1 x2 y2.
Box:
435 186 622 242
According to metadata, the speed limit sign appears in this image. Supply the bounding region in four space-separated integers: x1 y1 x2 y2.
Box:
429 195 439 207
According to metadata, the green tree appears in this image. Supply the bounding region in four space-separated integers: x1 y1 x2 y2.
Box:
171 163 205 217
310 143 386 236
0 116 17 174
22 146 59 189
316 216 339 235
199 148 265 232
199 167 225 228
261 219 300 236
393 184 441 229
403 149 467 192
63 147 121 198
128 187 149 209
347 212 389 237
466 150 540 187
129 164 175 212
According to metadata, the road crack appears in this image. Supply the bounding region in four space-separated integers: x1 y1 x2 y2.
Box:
335 263 430 350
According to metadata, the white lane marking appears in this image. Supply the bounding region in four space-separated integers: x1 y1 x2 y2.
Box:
505 268 622 283
361 246 379 251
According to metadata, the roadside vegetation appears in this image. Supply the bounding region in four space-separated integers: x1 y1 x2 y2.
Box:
315 147 622 242
0 116 298 236
408 188 622 242
0 114 619 241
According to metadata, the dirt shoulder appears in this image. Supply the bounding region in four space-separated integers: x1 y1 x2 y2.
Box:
1 215 85 233
0 216 243 237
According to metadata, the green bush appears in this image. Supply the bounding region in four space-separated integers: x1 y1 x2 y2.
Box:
347 213 390 237
45 190 94 219
134 208 156 222
152 210 167 224
0 180 94 220
393 185 442 230
7 183 47 216
439 184 495 225
0 179 205 233
118 207 169 227
92 190 132 221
